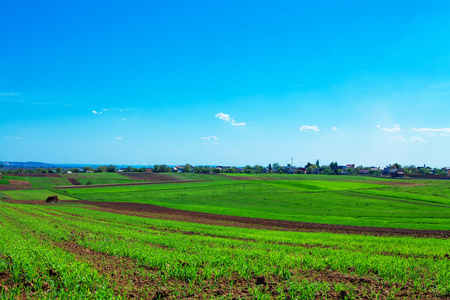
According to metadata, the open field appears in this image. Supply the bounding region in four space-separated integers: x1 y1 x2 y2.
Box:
1 174 449 299
0 201 448 299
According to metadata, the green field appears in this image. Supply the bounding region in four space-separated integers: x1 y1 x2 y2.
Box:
58 179 450 230
1 174 449 299
0 201 448 299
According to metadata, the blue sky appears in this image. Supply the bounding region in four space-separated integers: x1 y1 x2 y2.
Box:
2 1 450 167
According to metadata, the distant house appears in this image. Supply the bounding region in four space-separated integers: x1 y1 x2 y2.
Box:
296 168 306 174
389 169 405 178
346 164 355 169
287 169 295 174
86 171 94 173
66 171 72 174
359 169 370 175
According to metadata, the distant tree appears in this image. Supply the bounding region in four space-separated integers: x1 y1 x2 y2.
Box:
254 165 263 173
83 166 94 172
184 164 192 173
106 165 117 172
72 168 81 173
392 163 402 169
126 166 133 172
96 166 106 173
316 159 320 168
268 164 272 173
273 163 280 172
55 167 63 173
42 169 48 174
244 165 253 174
141 167 147 173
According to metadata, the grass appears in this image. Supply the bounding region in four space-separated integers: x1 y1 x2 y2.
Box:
0 202 448 299
62 178 450 230
1 189 76 201
0 179 10 185
61 173 147 185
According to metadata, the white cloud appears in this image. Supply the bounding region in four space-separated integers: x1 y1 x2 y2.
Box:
332 127 340 131
202 136 219 140
121 118 126 121
5 136 21 139
215 112 246 126
299 125 320 132
378 124 401 132
215 112 231 122
92 110 102 114
411 136 428 143
390 136 406 142
231 120 246 126
410 127 450 136
114 137 123 140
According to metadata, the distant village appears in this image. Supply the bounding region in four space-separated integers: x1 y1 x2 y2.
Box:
1 161 450 179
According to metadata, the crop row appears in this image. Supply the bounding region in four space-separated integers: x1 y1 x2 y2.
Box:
0 202 448 299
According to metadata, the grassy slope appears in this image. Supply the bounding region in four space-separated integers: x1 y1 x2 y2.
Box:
1 189 76 200
64 178 450 230
60 173 147 185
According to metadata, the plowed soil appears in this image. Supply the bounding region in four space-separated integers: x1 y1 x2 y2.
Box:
121 173 182 182
0 185 30 191
8 180 32 188
4 173 62 177
8 200 449 238
67 178 81 185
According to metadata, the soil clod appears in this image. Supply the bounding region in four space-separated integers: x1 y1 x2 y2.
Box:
45 196 60 203
256 276 267 285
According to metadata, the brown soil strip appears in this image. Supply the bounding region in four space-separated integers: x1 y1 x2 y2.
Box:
0 185 30 191
121 173 182 182
8 180 32 188
3 173 62 178
66 178 81 185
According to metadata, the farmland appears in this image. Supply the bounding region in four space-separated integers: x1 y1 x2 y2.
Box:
0 173 449 299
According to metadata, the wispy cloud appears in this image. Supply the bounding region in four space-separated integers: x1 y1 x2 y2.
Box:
390 136 406 142
215 112 246 126
411 136 428 143
332 127 340 131
114 137 123 140
92 110 102 114
231 120 246 126
202 136 219 140
215 112 231 122
410 127 450 136
377 124 401 132
4 136 21 139
299 125 320 132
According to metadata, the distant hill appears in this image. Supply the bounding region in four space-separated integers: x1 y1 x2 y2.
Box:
0 161 56 169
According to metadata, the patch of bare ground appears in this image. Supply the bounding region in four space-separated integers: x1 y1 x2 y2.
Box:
7 180 32 188
0 185 30 191
121 173 183 182
50 242 445 299
3 174 62 178
66 178 81 185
